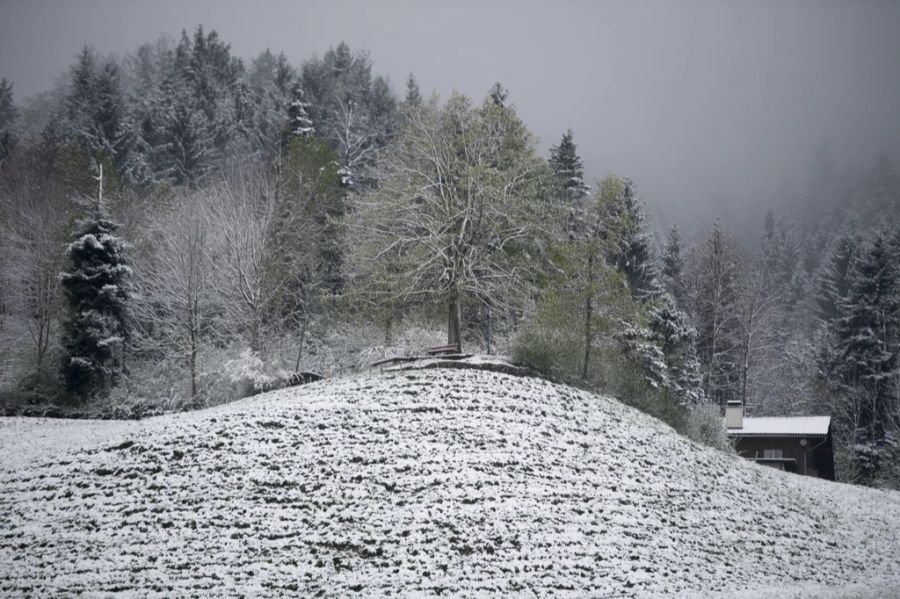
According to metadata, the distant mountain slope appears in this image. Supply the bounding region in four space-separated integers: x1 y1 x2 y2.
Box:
2 365 899 597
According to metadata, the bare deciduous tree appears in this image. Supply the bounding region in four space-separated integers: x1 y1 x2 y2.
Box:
1 148 67 373
206 169 280 356
348 93 551 348
133 191 213 398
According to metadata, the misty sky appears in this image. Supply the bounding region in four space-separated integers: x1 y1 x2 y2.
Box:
2 0 899 241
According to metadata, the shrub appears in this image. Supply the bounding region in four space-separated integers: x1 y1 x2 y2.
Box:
685 404 732 452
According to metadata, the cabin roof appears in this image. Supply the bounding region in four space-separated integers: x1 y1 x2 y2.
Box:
727 416 831 438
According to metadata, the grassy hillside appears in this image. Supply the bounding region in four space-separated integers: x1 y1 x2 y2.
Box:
2 363 899 597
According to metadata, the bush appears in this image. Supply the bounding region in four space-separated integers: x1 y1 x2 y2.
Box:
684 404 732 452
513 309 687 431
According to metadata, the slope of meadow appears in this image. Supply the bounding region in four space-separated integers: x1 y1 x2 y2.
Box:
2 362 899 597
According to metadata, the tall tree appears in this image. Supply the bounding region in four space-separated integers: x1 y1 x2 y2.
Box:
243 49 295 164
57 48 134 180
349 92 552 348
822 231 900 485
403 72 421 108
691 221 743 407
596 176 657 301
133 191 214 400
268 135 345 367
548 129 590 205
0 78 16 163
660 224 687 310
286 82 314 138
301 42 389 187
816 234 858 323
59 168 131 400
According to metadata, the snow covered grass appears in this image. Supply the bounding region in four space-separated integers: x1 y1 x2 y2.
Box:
2 363 899 597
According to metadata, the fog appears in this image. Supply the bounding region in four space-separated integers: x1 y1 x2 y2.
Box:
2 0 899 243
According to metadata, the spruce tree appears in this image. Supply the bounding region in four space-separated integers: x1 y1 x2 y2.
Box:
287 82 314 137
816 234 858 323
826 231 900 484
661 224 686 310
60 167 131 400
548 129 590 204
630 293 705 407
404 72 421 108
488 82 508 107
0 77 16 163
597 177 657 301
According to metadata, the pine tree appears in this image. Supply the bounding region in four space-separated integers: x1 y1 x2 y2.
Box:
825 231 900 484
488 82 508 107
762 209 779 276
60 167 131 400
816 234 858 323
287 82 314 137
596 176 657 301
404 72 421 108
629 293 705 408
59 48 134 179
548 129 590 205
0 77 16 163
661 224 686 310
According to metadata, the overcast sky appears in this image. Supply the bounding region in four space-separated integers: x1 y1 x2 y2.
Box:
2 0 899 241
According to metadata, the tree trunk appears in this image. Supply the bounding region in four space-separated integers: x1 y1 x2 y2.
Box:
189 317 198 399
582 254 594 381
294 318 308 372
448 287 462 349
384 308 393 346
485 307 492 355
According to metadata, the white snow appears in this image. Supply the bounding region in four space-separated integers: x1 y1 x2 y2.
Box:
1 365 899 597
729 416 832 437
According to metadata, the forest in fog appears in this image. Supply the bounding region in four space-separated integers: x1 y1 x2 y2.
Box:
0 27 898 488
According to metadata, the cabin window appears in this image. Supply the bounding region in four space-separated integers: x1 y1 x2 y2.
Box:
763 449 784 459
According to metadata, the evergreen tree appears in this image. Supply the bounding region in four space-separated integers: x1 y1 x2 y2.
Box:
58 48 134 180
0 77 16 163
369 75 398 148
596 176 657 301
60 169 131 400
661 224 686 310
816 234 858 323
824 231 900 485
638 293 705 407
404 72 421 108
268 135 346 366
287 82 314 137
548 129 590 205
488 82 508 107
762 209 779 276
242 49 295 164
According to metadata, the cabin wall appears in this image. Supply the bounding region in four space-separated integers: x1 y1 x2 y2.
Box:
734 437 817 476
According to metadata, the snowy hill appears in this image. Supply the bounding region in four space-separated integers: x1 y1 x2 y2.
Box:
2 364 900 597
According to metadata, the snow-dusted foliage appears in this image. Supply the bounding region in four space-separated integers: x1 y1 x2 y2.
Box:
632 293 705 407
688 221 743 407
348 91 552 347
0 78 16 163
59 194 130 400
548 128 591 205
819 230 900 486
286 82 314 137
299 42 398 188
2 366 900 597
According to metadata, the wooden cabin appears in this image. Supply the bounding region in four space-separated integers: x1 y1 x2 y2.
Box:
725 401 835 480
